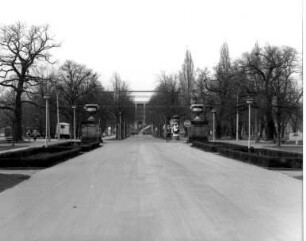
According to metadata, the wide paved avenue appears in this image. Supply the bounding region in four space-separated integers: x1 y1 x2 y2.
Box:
0 135 302 241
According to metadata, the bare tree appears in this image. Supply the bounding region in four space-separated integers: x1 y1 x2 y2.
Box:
0 22 59 140
146 72 181 136
179 50 195 108
203 43 238 138
195 67 210 104
58 60 98 105
111 73 134 139
57 60 100 134
270 47 302 145
242 44 301 141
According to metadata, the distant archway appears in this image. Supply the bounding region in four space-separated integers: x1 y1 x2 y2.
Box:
129 91 156 129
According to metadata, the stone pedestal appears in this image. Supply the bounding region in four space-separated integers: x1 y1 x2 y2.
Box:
189 117 208 142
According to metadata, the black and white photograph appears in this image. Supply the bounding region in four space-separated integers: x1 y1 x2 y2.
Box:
0 0 303 240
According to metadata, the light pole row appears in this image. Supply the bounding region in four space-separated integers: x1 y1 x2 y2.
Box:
43 92 78 147
211 96 254 149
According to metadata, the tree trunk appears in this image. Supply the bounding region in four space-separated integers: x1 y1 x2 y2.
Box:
216 123 222 139
276 112 282 147
266 114 275 140
264 98 275 140
14 91 23 141
216 106 224 139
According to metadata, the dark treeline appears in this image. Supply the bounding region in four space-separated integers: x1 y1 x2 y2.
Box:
0 23 302 143
147 43 302 143
0 23 134 141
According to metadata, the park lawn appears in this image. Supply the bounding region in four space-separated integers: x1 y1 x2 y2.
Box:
0 173 30 193
0 146 27 152
269 146 303 153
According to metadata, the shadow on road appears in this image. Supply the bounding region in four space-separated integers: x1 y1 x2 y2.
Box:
0 173 30 193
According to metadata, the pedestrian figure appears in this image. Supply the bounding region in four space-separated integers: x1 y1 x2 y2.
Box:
32 130 38 141
166 125 171 141
26 129 32 141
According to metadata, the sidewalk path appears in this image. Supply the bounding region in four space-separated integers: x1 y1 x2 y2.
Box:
0 135 302 240
215 139 303 153
0 139 74 154
206 139 303 180
0 139 74 176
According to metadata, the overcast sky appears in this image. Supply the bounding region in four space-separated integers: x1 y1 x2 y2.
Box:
0 0 303 90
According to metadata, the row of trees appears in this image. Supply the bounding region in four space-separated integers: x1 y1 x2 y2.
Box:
146 50 197 130
0 22 302 143
147 43 302 143
0 23 134 141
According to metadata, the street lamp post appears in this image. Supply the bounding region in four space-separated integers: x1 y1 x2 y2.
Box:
72 105 76 141
236 109 239 141
56 91 60 141
236 88 240 141
246 97 254 149
211 108 216 142
118 112 122 140
43 94 51 147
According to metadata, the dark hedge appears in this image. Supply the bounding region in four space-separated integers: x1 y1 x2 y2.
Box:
192 141 302 169
80 142 100 152
50 141 101 152
192 141 218 152
218 148 302 169
0 146 81 168
192 141 249 152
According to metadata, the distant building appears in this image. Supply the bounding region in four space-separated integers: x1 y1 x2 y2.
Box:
130 91 154 130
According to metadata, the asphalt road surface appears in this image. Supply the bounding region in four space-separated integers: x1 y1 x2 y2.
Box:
0 135 302 241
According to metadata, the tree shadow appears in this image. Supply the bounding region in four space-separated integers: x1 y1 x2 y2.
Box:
0 173 30 193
